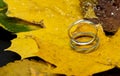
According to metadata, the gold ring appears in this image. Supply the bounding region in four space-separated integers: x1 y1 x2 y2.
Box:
68 19 98 45
68 19 99 53
70 32 99 53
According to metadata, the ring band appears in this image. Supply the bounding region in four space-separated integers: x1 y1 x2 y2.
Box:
68 19 98 45
71 32 96 45
68 19 99 53
70 32 99 53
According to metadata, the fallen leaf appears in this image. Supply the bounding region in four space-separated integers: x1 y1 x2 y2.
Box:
7 36 39 58
30 68 66 76
0 59 54 76
7 24 115 75
5 0 120 75
4 0 82 29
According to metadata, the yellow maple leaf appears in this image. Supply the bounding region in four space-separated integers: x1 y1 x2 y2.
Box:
7 24 116 75
5 0 120 75
4 0 82 30
5 0 83 59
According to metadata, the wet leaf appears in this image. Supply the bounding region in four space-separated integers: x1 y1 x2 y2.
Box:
4 0 120 75
7 24 117 75
4 0 82 30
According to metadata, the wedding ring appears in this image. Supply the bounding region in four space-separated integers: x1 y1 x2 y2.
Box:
68 19 99 53
68 19 98 45
71 32 96 45
70 32 99 53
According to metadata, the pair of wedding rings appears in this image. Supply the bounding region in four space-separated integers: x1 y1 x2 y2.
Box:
68 19 99 53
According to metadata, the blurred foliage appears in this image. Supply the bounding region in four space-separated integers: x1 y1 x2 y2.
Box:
0 0 6 8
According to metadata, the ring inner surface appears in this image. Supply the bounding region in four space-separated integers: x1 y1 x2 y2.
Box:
70 36 99 53
71 32 96 45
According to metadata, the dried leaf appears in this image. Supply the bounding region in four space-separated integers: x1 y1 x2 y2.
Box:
0 60 53 76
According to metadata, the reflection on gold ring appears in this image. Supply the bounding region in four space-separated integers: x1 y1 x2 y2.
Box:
68 19 99 53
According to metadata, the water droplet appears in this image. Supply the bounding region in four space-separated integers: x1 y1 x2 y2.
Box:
111 12 114 15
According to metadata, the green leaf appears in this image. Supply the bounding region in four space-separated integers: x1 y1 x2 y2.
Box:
0 0 42 33
0 0 6 8
0 13 31 33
